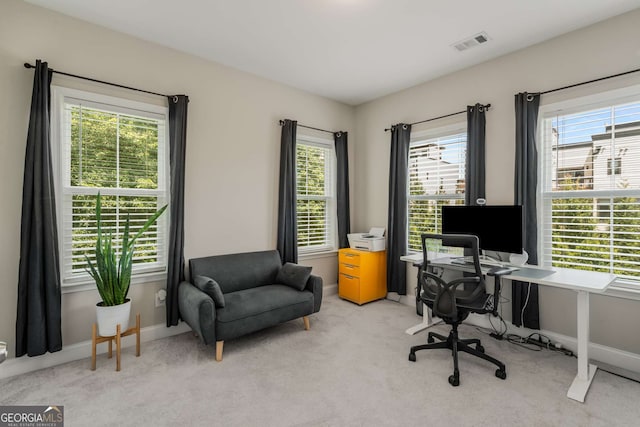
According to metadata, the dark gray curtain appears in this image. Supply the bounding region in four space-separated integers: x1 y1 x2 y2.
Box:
334 131 350 249
512 92 541 329
277 119 298 264
465 104 486 205
387 123 411 294
16 60 62 357
166 95 189 327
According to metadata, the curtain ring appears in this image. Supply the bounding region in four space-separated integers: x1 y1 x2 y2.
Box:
526 94 535 102
478 105 484 112
402 124 408 130
172 95 179 103
336 131 342 137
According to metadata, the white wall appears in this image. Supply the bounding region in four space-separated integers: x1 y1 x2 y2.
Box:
0 0 352 358
353 9 640 354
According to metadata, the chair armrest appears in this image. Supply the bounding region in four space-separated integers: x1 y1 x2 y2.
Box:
305 274 323 313
178 281 217 345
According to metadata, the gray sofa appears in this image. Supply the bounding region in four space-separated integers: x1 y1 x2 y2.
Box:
178 250 322 361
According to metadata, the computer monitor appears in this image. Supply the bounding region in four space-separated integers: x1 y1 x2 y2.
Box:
441 205 523 254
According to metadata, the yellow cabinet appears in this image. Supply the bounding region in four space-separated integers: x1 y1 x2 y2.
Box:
338 248 387 305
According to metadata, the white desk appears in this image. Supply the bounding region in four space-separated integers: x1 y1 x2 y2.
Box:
401 255 616 403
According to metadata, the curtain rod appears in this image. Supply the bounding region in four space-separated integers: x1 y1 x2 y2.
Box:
540 67 640 95
279 119 341 135
384 103 491 132
24 62 171 98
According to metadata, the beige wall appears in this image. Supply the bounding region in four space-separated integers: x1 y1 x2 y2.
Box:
0 0 352 358
354 9 640 354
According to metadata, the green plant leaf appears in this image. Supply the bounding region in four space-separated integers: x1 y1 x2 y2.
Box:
85 192 167 306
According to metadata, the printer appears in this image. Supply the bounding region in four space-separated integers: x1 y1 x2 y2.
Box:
347 227 386 252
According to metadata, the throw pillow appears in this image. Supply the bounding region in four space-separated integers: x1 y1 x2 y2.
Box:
276 263 312 291
193 275 226 308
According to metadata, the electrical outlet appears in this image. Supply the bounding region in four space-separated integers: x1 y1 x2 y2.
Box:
155 289 167 307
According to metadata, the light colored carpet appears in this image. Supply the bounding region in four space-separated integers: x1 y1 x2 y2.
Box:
2 294 639 426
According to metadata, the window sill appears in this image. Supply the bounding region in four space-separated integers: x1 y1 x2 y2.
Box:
604 278 640 301
61 271 167 295
298 250 338 261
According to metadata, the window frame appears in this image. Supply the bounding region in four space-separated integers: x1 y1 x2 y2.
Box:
406 122 467 254
51 86 171 288
295 134 337 255
538 83 640 281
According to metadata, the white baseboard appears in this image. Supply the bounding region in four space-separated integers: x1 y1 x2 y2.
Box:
324 283 338 296
399 297 640 374
0 322 191 380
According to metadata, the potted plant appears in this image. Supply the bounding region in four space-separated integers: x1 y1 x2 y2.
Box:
86 193 167 336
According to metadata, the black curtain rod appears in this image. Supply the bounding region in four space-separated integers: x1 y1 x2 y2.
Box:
279 120 339 135
384 103 491 132
24 62 171 98
540 67 640 95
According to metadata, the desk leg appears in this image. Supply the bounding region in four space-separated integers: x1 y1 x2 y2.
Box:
567 290 597 402
405 303 441 335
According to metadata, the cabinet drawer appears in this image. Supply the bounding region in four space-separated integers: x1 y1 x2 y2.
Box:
339 251 361 266
339 262 360 277
339 273 360 303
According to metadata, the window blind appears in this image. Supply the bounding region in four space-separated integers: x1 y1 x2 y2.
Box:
408 132 466 252
542 100 640 279
296 141 335 252
59 97 168 284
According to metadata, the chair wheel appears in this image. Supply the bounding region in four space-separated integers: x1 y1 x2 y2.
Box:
476 345 484 353
408 353 416 362
448 375 460 386
427 336 434 344
495 369 507 380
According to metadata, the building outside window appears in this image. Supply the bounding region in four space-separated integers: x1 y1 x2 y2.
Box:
540 88 640 280
296 136 336 254
52 87 170 286
407 126 466 252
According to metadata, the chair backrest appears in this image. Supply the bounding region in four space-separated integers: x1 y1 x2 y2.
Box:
419 233 486 319
189 250 282 294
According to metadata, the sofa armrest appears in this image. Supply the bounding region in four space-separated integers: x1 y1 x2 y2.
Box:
178 281 217 345
305 274 323 313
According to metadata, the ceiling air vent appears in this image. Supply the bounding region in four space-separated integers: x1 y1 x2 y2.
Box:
452 32 490 52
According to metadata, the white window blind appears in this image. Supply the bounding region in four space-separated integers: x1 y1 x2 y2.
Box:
53 88 169 285
296 139 336 253
408 130 466 252
541 97 640 279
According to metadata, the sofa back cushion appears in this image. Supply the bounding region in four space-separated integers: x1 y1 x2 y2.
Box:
189 250 282 294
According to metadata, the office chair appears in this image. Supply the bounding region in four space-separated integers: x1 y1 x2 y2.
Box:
408 233 506 386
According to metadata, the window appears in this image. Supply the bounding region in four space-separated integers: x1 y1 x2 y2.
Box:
407 126 466 252
52 87 169 286
296 136 336 253
607 157 622 175
540 89 640 279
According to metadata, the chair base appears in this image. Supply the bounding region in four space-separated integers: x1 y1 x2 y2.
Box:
408 323 506 386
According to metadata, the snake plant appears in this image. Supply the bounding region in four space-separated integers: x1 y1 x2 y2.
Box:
85 193 167 306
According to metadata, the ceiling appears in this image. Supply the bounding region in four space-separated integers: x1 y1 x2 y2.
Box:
24 0 640 105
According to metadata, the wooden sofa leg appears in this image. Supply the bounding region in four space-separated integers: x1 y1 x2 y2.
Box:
303 316 310 331
216 341 224 362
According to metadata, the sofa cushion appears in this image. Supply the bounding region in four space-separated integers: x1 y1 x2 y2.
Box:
189 250 282 294
193 275 226 308
216 285 314 341
276 263 312 291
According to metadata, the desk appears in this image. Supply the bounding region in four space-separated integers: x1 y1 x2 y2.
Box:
402 254 616 402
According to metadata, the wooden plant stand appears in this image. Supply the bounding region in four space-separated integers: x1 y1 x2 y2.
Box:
91 313 141 371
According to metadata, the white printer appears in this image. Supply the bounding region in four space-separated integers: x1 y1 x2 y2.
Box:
347 227 386 252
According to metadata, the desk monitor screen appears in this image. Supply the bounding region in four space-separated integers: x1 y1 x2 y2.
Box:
441 205 523 254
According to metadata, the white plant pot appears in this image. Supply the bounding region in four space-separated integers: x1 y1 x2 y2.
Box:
96 299 131 336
